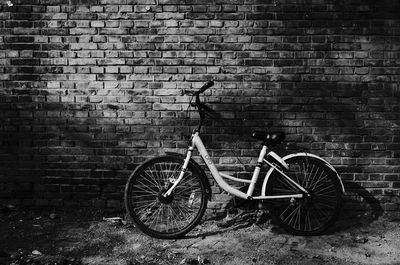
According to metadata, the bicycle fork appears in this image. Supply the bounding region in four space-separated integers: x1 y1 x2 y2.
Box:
163 146 194 198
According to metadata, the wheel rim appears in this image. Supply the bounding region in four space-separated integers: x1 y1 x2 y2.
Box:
269 158 340 233
127 159 204 235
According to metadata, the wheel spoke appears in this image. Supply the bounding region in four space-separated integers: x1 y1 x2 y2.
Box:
158 163 168 184
313 183 335 194
307 166 319 188
168 205 181 231
275 176 298 192
136 179 160 194
147 205 162 228
175 187 201 197
137 202 158 221
309 173 328 191
305 211 312 231
313 201 337 209
305 164 315 187
152 164 166 187
132 183 159 195
172 200 193 221
143 169 163 189
283 205 300 226
130 194 156 199
132 199 157 205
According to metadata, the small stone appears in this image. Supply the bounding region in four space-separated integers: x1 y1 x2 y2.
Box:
328 247 336 253
354 235 368 244
365 252 371 257
103 217 122 224
32 250 42 255
181 257 199 265
126 258 141 265
1 204 15 213
65 257 75 263
49 213 58 219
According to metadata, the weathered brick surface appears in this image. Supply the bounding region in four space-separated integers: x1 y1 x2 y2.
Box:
1 0 400 217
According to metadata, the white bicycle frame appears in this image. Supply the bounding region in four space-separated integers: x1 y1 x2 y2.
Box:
164 132 309 200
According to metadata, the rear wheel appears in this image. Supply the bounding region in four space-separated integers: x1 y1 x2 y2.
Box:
266 156 343 236
124 156 208 239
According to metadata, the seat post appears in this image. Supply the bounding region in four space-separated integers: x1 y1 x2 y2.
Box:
246 145 268 197
257 145 268 164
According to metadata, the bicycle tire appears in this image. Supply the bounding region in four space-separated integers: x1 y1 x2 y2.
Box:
124 156 208 239
266 156 343 236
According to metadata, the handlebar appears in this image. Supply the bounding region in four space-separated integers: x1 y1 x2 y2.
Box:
199 80 214 93
191 80 214 107
190 81 215 131
194 80 214 95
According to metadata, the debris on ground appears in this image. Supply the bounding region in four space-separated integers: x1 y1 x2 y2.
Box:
102 216 125 225
1 204 15 213
32 250 42 255
217 209 267 228
180 256 210 265
49 213 58 220
8 253 83 265
126 257 142 265
102 216 131 226
1 209 400 265
354 235 369 244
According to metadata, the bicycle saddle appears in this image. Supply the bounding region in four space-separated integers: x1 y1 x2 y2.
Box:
251 131 285 146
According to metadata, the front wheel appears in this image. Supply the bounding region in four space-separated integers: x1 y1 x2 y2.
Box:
124 156 208 239
266 155 343 236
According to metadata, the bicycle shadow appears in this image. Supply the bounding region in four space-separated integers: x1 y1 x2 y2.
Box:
186 177 384 238
334 180 384 231
184 221 259 239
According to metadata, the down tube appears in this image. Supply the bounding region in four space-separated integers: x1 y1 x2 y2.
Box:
193 133 248 199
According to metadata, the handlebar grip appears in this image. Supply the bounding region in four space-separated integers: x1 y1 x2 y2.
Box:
199 80 214 93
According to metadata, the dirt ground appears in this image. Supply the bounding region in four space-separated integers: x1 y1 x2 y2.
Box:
1 207 400 265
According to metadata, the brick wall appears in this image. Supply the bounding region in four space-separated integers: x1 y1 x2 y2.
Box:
1 0 400 217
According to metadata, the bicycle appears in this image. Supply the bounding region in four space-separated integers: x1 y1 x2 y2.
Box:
124 81 345 239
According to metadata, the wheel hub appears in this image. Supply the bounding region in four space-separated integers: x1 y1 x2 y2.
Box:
301 189 315 208
158 189 174 204
290 190 315 208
